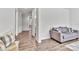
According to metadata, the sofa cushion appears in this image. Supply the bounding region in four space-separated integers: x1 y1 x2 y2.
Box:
0 33 15 48
62 32 78 39
6 33 15 43
1 35 12 48
69 28 73 32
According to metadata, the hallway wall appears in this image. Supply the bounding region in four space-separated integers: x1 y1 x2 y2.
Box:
15 10 23 35
16 8 33 36
32 9 36 37
22 15 30 31
18 11 23 33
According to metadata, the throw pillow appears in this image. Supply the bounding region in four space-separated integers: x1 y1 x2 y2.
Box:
1 35 12 48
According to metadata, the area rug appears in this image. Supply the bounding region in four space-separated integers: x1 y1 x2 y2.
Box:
65 41 79 51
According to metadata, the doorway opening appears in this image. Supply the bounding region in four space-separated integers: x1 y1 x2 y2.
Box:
15 8 38 51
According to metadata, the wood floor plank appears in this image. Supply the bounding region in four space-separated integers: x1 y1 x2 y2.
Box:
16 31 37 51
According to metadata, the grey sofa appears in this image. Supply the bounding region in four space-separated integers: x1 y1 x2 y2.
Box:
49 27 79 43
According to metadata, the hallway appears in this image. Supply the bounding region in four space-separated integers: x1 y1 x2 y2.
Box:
16 31 37 51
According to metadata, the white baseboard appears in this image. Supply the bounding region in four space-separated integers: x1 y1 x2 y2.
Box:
39 36 50 41
37 36 50 43
37 40 42 43
16 33 19 36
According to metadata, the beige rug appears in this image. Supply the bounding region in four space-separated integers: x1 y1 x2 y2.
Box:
65 41 79 51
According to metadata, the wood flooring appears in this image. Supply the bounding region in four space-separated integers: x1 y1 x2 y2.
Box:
16 31 37 51
16 31 78 51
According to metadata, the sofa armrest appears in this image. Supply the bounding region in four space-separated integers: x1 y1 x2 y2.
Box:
51 31 61 41
0 40 6 51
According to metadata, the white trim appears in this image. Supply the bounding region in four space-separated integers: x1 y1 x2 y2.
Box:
37 39 42 43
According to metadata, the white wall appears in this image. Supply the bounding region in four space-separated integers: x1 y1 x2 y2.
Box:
15 10 19 35
22 15 30 31
18 11 23 33
69 8 79 30
38 8 70 41
32 9 37 37
0 8 15 35
31 8 39 42
15 10 23 35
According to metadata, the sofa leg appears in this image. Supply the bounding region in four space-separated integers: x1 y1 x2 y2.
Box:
50 37 53 39
59 42 62 44
56 41 62 44
76 38 79 40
